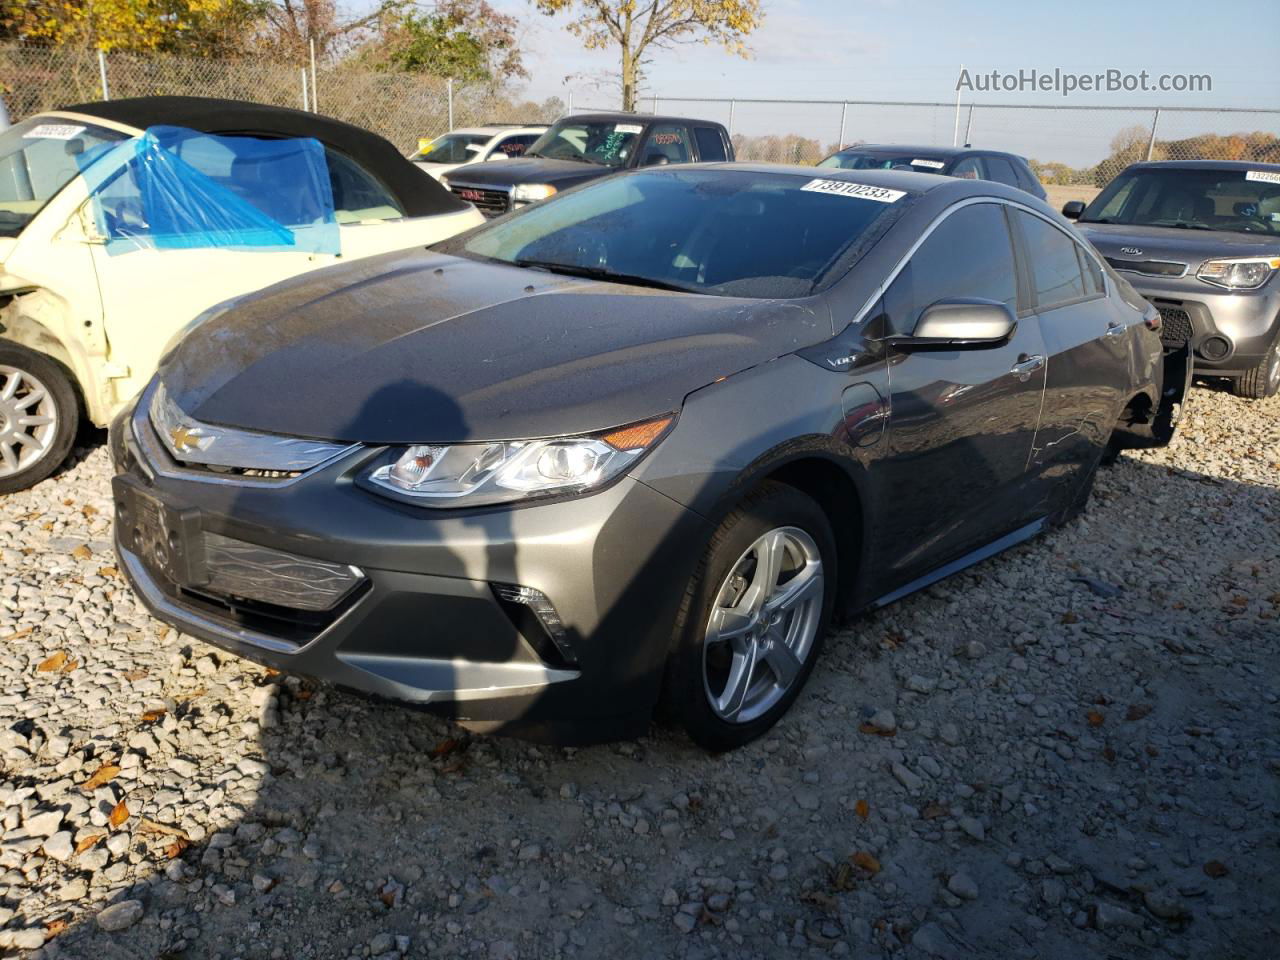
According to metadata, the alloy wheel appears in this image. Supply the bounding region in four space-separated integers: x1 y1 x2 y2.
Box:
702 526 824 724
0 365 60 479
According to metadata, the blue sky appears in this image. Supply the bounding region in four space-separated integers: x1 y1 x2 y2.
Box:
502 0 1279 108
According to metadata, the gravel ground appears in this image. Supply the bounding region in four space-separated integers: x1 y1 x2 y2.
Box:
0 385 1276 960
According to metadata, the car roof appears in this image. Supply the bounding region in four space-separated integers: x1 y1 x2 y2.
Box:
1125 159 1280 173
659 161 961 192
833 144 1022 159
559 111 726 128
449 125 547 136
50 96 470 219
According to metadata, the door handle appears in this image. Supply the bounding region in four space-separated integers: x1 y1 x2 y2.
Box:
1010 354 1045 381
1105 321 1126 339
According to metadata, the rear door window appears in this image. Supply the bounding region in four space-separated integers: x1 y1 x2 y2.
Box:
1014 210 1090 310
641 124 692 166
881 202 1018 335
984 156 1021 187
324 148 405 222
950 156 983 180
693 127 728 162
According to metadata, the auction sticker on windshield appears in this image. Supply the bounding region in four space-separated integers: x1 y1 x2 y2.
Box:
615 124 644 135
25 123 86 140
801 179 906 203
1246 170 1280 185
912 158 946 169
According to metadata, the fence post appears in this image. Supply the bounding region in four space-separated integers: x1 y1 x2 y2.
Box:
1145 108 1161 161
98 49 110 100
300 69 309 112
962 104 974 146
838 102 847 149
952 63 963 146
652 96 659 115
567 90 573 116
728 99 736 136
309 38 318 112
447 78 454 129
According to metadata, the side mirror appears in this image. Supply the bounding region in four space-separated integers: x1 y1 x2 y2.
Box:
1061 201 1085 220
889 299 1016 348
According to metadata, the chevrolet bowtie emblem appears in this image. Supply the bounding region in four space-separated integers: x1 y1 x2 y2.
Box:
169 425 209 453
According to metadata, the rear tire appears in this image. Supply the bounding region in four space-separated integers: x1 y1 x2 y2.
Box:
1232 337 1280 399
663 481 836 752
0 343 80 494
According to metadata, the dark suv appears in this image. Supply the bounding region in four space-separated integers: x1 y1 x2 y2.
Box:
441 112 734 217
818 144 1047 200
1067 161 1280 399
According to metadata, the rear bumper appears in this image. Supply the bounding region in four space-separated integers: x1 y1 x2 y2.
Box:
1123 273 1280 375
111 399 711 741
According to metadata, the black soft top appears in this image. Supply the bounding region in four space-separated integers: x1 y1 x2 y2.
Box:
57 96 470 218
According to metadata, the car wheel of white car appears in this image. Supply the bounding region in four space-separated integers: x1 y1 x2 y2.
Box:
0 344 80 494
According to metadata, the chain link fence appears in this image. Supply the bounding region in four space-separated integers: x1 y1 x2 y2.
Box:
0 44 572 153
4 44 1278 180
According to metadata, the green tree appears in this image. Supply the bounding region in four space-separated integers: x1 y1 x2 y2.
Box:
356 1 525 82
533 0 761 111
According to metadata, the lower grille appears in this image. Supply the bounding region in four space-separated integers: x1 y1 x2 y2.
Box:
450 185 510 218
202 533 365 612
1157 306 1194 348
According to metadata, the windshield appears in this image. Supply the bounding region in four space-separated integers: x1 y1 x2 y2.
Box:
0 116 128 237
819 151 949 173
524 119 645 168
413 133 490 164
441 169 910 298
1081 167 1280 236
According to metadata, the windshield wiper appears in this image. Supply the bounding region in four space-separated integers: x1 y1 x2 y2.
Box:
1077 217 1112 224
1168 221 1213 230
514 258 697 293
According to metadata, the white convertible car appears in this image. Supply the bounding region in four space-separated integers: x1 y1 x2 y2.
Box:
0 96 483 492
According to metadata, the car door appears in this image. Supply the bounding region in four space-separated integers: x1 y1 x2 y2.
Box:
872 201 1048 586
1010 208 1133 516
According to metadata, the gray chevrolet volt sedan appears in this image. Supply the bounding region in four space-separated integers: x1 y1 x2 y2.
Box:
110 165 1184 750
1066 160 1280 398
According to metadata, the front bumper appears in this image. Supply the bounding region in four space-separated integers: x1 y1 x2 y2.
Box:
1120 272 1280 376
110 396 710 741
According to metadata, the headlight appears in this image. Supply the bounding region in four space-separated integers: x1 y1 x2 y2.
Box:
365 415 673 507
512 183 557 204
1196 256 1279 290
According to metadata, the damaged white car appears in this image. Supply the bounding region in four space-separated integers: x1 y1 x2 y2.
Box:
0 96 483 492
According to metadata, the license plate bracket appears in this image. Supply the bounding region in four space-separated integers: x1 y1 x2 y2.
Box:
112 476 206 587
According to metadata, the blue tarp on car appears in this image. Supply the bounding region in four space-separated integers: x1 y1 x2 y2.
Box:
83 125 340 255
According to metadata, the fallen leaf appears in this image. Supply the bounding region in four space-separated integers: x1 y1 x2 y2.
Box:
379 889 397 907
140 708 166 725
98 566 119 578
1203 860 1229 878
138 818 188 839
45 917 69 937
2 626 32 641
857 723 895 737
801 890 837 910
108 800 129 828
431 738 461 759
1086 710 1105 728
122 668 148 681
1102 746 1116 763
60 659 78 674
163 838 190 859
71 544 91 560
851 851 881 875
1125 704 1154 722
80 764 121 792
1061 611 1079 624
82 504 98 516
854 799 869 820
921 804 947 821
830 862 856 891
37 651 68 672
75 833 106 854
294 688 313 701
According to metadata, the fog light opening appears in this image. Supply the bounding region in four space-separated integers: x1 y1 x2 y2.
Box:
492 583 578 668
1197 335 1232 362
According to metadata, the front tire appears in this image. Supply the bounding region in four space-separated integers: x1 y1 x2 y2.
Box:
0 344 80 494
663 482 836 752
1232 336 1280 399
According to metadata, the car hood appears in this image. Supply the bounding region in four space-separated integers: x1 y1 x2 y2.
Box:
443 157 613 190
1077 221 1280 267
158 250 829 444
